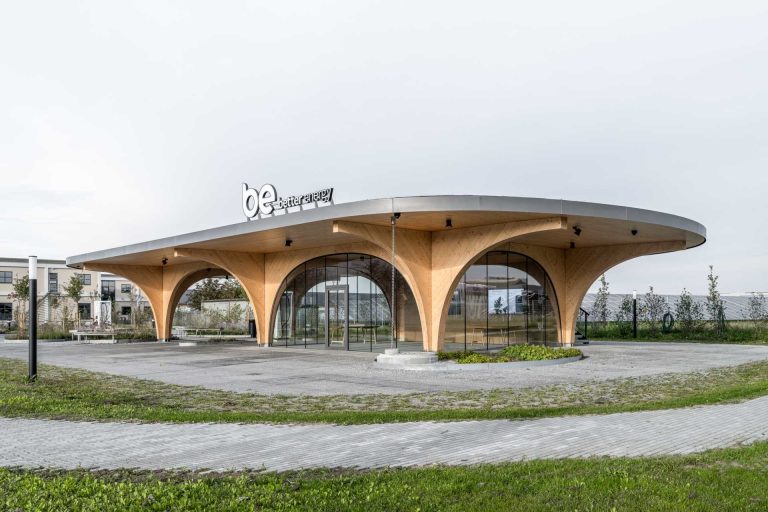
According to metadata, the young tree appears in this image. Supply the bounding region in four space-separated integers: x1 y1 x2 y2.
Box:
225 303 245 327
706 265 726 335
8 275 30 337
220 279 246 300
640 286 668 336
48 295 60 326
63 275 84 329
591 274 610 330
493 296 504 314
675 288 704 338
129 285 150 327
187 278 246 311
747 293 767 331
614 294 634 336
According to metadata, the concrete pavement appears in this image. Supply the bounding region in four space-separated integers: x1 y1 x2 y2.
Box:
2 395 767 471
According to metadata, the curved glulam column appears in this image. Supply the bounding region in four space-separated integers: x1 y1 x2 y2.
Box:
331 221 432 350
173 249 266 344
557 240 686 346
83 261 218 341
430 217 568 351
263 239 428 347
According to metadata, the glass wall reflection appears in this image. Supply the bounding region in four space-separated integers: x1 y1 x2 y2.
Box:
444 250 559 351
272 253 422 351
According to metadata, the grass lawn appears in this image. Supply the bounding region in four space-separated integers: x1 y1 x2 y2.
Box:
4 357 768 424
3 443 768 511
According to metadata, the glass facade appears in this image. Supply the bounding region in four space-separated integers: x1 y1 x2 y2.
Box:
272 253 422 351
444 250 559 351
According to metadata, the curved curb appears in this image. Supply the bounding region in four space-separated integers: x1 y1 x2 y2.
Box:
376 354 583 372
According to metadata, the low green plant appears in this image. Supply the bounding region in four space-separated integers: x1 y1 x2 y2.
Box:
499 344 582 361
588 320 768 343
455 352 497 364
438 345 582 364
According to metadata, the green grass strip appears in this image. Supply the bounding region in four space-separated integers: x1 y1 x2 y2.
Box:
2 442 768 510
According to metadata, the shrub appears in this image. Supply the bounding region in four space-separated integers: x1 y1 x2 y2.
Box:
614 295 634 336
675 288 704 337
640 286 668 336
436 351 469 361
706 265 726 335
500 344 582 361
590 275 610 331
454 353 497 364
438 345 582 364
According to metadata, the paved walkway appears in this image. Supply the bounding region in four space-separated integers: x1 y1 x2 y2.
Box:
3 396 768 471
2 341 768 395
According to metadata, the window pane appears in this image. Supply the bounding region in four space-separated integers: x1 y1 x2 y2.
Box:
272 253 421 352
444 275 465 349
464 254 488 350
486 252 508 349
506 253 528 345
447 251 560 351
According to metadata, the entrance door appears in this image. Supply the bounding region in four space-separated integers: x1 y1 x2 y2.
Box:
325 285 348 349
275 291 293 344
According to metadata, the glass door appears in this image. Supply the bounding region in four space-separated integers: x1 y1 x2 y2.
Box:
273 291 293 345
325 285 348 349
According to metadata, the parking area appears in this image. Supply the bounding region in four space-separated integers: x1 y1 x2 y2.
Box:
2 340 768 396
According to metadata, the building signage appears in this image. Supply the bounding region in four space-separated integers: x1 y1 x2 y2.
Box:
242 183 334 220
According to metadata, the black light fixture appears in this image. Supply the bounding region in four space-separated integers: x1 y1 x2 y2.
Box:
570 241 576 249
631 229 638 236
446 218 453 228
573 225 582 237
162 257 168 265
285 239 293 247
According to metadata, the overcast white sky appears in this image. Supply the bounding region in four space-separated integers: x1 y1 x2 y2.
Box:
1 1 766 294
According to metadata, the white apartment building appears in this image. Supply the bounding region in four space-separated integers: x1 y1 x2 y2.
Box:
0 257 150 328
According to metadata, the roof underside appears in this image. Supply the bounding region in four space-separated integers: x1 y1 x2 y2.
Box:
67 195 707 268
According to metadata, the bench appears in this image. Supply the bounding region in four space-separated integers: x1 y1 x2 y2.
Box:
69 330 116 342
174 327 223 337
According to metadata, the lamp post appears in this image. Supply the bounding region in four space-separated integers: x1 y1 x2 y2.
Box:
632 289 637 339
28 256 38 381
390 214 398 350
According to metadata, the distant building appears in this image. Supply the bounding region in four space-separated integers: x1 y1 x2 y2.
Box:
0 257 149 328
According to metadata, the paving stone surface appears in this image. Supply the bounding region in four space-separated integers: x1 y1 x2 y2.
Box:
2 396 768 471
2 341 768 395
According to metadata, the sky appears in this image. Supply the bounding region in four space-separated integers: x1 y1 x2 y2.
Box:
1 1 766 295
